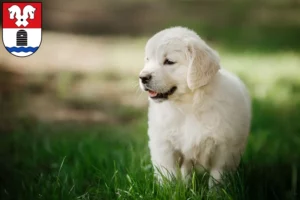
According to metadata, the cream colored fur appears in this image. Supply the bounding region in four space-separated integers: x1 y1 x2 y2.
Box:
139 26 251 187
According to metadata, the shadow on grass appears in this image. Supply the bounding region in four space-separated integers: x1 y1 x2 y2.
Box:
200 25 300 53
163 21 300 54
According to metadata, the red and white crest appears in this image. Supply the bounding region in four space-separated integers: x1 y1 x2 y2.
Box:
2 2 42 57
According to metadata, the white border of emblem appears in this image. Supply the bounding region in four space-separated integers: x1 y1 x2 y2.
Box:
2 2 42 58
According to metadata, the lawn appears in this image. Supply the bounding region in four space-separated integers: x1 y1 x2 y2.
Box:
1 39 300 200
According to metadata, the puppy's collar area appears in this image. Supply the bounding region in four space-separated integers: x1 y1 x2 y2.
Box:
145 86 177 100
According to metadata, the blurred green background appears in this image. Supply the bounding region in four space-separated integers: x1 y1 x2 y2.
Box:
0 0 300 199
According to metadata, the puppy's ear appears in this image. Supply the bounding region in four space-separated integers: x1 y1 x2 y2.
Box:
186 39 220 90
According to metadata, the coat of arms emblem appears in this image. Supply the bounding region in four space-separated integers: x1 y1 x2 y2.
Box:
2 2 42 57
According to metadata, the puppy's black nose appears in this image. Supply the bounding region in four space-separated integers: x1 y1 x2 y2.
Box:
139 75 152 84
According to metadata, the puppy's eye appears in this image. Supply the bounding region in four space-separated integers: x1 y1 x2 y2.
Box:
163 59 175 65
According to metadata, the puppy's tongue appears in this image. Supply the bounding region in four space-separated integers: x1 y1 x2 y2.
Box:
148 90 158 97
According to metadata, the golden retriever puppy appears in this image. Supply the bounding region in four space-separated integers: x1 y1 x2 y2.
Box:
139 26 251 187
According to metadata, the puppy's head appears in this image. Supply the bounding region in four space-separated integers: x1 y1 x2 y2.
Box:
139 26 220 103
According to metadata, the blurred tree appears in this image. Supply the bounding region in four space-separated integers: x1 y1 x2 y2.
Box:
0 66 25 133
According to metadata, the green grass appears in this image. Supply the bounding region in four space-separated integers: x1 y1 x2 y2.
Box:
1 96 300 199
0 122 245 200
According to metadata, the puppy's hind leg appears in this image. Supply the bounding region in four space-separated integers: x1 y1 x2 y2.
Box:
208 145 240 189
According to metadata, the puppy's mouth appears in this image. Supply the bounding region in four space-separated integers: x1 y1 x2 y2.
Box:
145 86 177 99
